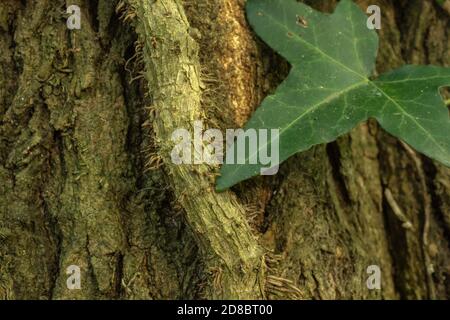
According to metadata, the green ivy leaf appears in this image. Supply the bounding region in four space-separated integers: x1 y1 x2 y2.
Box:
216 0 450 191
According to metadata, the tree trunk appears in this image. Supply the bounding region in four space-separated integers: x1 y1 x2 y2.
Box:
0 0 449 300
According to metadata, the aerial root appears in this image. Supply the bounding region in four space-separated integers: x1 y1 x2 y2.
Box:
144 152 164 171
266 275 303 299
263 253 303 299
116 0 137 23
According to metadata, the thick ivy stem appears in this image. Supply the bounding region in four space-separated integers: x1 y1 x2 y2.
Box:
127 0 265 299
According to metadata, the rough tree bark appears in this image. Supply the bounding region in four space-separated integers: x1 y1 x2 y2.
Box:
0 0 449 300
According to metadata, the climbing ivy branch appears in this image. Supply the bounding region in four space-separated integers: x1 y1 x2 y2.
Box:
217 0 450 191
125 0 266 299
